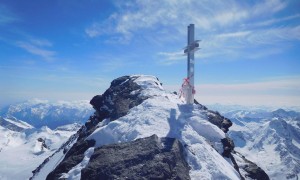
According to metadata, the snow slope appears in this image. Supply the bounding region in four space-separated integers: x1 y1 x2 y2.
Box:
0 123 80 180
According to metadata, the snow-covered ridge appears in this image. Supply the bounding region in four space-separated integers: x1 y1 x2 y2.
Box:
32 75 269 180
84 75 239 179
4 117 33 129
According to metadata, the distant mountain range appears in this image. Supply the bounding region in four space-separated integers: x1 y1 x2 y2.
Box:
0 99 93 129
208 107 300 179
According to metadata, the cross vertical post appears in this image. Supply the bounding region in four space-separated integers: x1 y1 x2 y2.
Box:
187 24 195 104
183 24 200 104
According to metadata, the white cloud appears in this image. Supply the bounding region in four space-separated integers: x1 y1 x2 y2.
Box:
16 40 56 61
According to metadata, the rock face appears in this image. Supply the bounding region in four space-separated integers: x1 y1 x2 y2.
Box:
81 134 190 180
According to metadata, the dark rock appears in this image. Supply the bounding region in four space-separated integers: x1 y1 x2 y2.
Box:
194 100 232 133
90 95 104 114
234 151 270 180
83 76 147 140
46 139 95 180
243 161 269 180
194 99 208 110
221 137 234 158
90 75 144 121
206 110 232 133
37 138 48 149
81 135 190 180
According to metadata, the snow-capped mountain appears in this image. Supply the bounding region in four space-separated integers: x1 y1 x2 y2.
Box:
219 108 300 179
0 116 33 132
0 99 93 129
30 75 269 180
0 122 81 180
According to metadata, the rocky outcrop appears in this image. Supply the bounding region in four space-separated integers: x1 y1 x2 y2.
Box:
206 110 232 133
83 76 147 140
81 134 190 180
233 151 270 180
194 100 232 133
221 137 235 158
90 76 145 120
37 138 48 150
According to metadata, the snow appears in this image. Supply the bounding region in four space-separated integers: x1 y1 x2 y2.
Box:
0 123 79 180
4 117 34 129
292 139 300 149
60 147 95 180
86 75 240 180
32 136 78 180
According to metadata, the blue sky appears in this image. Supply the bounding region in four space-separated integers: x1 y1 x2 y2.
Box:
0 0 299 107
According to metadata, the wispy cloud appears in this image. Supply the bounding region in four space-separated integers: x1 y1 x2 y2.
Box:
157 51 184 65
16 39 56 61
0 5 18 25
85 0 299 65
251 0 287 16
29 38 53 47
251 14 300 27
158 24 300 64
86 0 289 39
